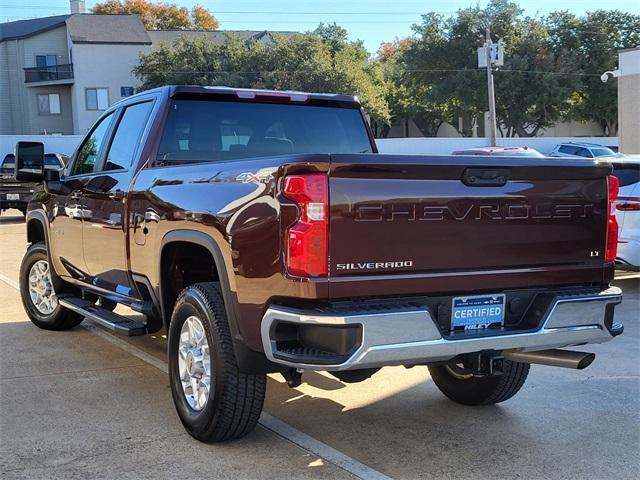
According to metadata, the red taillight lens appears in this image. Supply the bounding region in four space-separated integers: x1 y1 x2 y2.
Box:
605 175 620 263
283 174 328 277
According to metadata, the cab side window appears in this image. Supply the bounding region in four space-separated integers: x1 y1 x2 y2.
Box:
72 113 114 176
103 101 153 171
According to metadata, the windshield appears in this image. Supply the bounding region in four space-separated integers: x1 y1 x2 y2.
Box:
157 99 373 162
591 147 616 157
0 155 15 173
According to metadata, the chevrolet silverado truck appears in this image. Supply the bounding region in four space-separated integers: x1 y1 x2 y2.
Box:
16 86 623 443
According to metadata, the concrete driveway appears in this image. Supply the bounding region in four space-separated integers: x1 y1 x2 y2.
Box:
1 210 639 479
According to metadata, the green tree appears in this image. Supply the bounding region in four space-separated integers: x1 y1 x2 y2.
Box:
133 30 391 124
132 35 249 88
92 0 219 31
547 10 640 135
492 19 580 137
313 23 350 54
385 0 640 137
396 0 580 137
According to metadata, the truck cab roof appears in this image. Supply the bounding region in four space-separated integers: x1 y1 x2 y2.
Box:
118 85 361 109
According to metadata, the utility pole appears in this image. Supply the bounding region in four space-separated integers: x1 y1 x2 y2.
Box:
485 27 497 147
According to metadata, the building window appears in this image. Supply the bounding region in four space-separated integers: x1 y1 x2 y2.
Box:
36 55 58 67
120 86 135 97
37 93 61 115
86 88 109 111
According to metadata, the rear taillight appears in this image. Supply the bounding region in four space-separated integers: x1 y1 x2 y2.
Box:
283 174 328 277
605 175 620 263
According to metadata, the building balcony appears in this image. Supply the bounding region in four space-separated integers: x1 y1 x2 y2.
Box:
24 64 74 86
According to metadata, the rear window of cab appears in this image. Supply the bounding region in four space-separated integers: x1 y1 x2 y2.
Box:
156 100 373 163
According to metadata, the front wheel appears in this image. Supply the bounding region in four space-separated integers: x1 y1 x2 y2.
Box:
428 359 530 406
19 242 83 330
168 282 266 442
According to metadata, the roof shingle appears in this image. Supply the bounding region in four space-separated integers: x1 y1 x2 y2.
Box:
66 14 151 44
147 30 297 50
0 15 70 42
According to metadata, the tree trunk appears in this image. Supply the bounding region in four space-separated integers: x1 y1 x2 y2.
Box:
515 121 544 138
605 118 618 137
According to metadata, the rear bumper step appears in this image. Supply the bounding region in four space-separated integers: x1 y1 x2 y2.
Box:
261 286 623 371
59 296 147 336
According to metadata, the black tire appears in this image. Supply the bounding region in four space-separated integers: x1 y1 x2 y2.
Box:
428 359 530 406
20 242 83 331
168 282 266 442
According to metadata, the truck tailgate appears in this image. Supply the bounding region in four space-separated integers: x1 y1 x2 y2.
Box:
328 154 612 298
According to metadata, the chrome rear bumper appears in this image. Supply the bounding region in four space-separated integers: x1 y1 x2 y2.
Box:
261 286 623 371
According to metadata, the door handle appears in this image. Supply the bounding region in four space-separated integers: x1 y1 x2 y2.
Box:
133 210 160 228
462 168 510 187
144 210 160 223
70 191 82 200
133 213 144 228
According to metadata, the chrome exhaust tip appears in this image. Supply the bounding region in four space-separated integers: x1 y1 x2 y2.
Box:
503 349 595 370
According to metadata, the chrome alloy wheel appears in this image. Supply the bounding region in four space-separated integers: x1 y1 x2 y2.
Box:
178 316 212 411
28 260 58 315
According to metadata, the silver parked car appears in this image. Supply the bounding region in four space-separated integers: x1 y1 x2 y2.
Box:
549 142 618 159
612 159 640 271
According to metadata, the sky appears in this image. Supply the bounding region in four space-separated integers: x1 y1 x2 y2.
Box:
1 0 639 52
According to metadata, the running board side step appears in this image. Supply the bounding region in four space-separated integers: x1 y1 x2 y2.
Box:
59 296 147 336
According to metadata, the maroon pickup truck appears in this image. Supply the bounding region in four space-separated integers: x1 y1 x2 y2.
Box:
15 86 623 442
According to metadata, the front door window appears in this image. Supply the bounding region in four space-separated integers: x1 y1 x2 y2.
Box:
72 113 114 176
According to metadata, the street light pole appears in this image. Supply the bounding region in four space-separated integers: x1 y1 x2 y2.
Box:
485 27 497 147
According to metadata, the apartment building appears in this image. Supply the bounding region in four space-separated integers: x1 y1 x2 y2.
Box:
0 10 151 135
0 0 292 136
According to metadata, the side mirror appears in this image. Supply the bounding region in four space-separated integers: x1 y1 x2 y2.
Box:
14 141 45 182
43 167 67 195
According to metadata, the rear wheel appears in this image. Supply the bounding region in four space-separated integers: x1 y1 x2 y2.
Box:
20 242 83 330
168 282 266 442
428 359 530 406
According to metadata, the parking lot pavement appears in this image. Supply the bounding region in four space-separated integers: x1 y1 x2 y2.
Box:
0 213 353 480
1 209 639 479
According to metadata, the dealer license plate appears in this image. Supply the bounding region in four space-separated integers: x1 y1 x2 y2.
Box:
6 193 20 200
451 294 505 332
